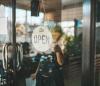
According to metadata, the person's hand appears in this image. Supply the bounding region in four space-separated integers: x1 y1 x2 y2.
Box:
31 73 36 80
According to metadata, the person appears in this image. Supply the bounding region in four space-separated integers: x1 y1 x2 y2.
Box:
31 25 65 86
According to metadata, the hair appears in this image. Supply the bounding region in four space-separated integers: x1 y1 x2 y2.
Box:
50 25 63 36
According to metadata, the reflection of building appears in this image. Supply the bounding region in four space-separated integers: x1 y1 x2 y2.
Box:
16 24 26 42
0 17 8 43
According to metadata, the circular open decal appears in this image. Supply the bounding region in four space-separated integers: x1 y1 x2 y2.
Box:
32 26 53 52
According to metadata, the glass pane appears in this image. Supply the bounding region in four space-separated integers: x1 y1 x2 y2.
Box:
16 10 44 43
61 0 83 86
63 21 82 86
16 9 26 24
96 0 100 86
0 0 83 86
0 5 11 59
0 5 12 86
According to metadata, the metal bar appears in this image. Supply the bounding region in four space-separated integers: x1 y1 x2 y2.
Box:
12 0 16 44
82 0 96 86
90 0 96 85
11 0 17 86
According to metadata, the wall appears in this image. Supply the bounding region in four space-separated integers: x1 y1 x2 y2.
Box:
62 6 83 21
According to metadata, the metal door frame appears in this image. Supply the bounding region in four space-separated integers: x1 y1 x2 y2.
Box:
82 0 96 86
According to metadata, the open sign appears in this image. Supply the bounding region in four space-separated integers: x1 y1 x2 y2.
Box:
32 26 52 52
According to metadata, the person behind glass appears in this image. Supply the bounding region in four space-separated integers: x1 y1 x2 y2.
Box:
32 25 64 86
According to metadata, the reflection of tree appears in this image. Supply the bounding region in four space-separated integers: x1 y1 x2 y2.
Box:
16 24 26 36
64 34 82 57
63 34 82 80
16 24 27 42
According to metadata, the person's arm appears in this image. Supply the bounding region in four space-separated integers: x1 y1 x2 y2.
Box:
54 45 64 65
